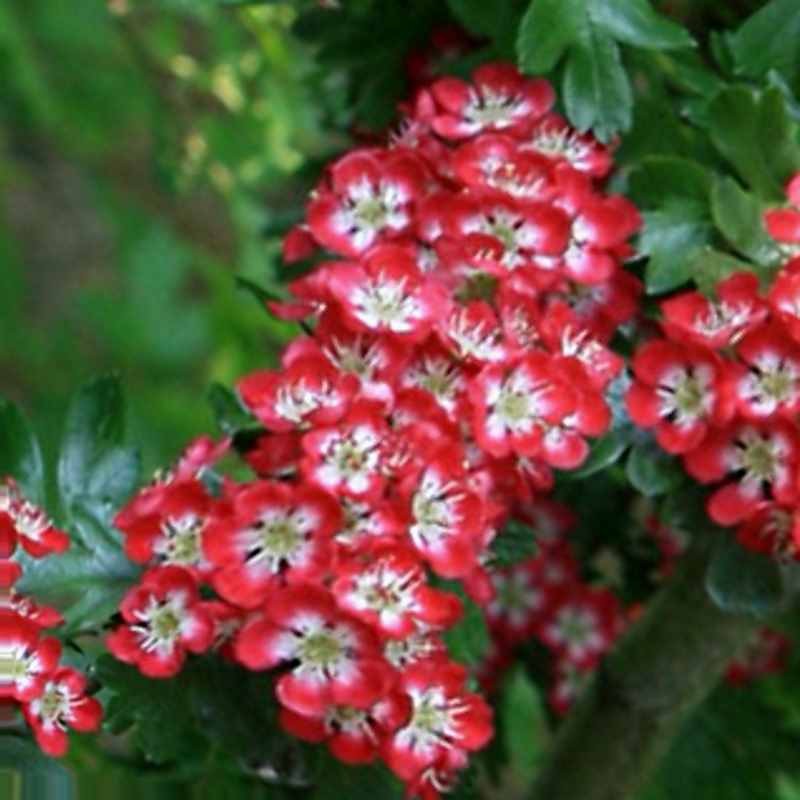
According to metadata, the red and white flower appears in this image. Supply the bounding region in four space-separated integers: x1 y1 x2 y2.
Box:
301 402 388 500
106 566 214 678
22 667 102 757
307 149 425 257
684 420 800 525
626 339 733 454
0 611 61 701
279 692 410 765
332 546 462 639
204 481 340 608
383 661 492 781
234 584 393 716
238 356 358 432
426 63 554 140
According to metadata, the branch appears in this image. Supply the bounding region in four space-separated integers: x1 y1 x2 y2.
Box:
528 535 761 800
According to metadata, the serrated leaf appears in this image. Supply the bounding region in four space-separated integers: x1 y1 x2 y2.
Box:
707 86 800 200
626 440 684 497
0 397 44 502
563 27 632 142
706 535 783 616
588 0 693 51
628 156 712 208
97 655 208 765
517 0 586 74
729 0 800 83
18 503 140 634
639 200 712 294
709 176 779 265
57 376 140 523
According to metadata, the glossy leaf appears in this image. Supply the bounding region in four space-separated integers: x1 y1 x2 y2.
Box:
0 397 44 502
706 535 783 616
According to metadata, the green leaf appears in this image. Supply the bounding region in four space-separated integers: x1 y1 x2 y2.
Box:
446 0 507 38
639 200 712 294
208 383 256 437
517 0 586 73
235 275 284 307
651 684 800 800
709 176 779 265
588 0 693 51
0 397 44 502
626 439 684 497
97 655 208 765
729 0 800 83
501 666 546 784
707 86 800 200
569 372 634 478
57 376 140 523
311 752 403 800
628 156 712 208
691 248 756 295
706 535 783 616
569 428 632 479
490 519 539 567
442 588 490 667
18 503 140 634
563 27 632 141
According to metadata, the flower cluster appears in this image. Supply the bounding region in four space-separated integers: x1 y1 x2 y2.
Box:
108 62 642 796
626 172 800 561
476 496 626 716
0 478 102 756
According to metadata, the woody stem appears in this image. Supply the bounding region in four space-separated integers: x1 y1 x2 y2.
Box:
527 534 761 800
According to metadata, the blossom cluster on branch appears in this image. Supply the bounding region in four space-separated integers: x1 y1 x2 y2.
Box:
627 174 800 561
105 62 646 796
0 479 102 756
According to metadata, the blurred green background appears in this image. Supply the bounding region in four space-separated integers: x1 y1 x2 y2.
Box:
0 0 352 475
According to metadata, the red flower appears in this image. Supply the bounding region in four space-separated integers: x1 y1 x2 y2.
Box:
731 323 800 419
106 566 214 678
279 691 410 765
626 339 733 454
483 558 550 645
238 355 358 433
234 584 393 716
382 661 492 781
117 479 216 575
327 246 447 342
660 272 766 349
204 481 340 608
684 420 800 525
307 149 425 257
0 611 61 701
332 546 462 638
523 113 612 177
399 452 486 578
426 63 554 140
301 401 388 501
538 587 621 668
0 478 69 559
22 667 102 757
470 353 577 459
